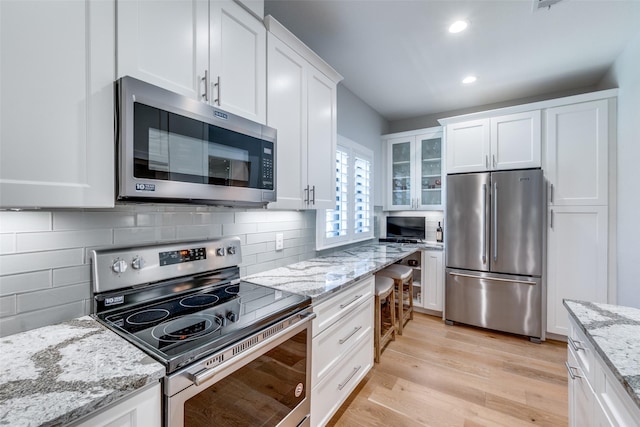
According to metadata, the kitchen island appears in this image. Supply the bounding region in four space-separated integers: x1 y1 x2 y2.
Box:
0 316 164 427
564 299 640 423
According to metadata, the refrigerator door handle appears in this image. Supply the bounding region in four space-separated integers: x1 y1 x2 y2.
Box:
448 271 536 286
482 183 487 264
493 183 498 262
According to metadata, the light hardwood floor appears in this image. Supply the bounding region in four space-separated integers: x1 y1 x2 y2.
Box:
327 313 568 427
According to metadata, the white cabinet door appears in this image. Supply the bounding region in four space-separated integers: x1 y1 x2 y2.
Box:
74 383 161 427
266 33 306 209
117 0 208 100
306 68 337 210
423 250 444 312
490 110 541 170
547 206 608 335
546 100 608 206
210 0 266 124
0 0 115 208
445 119 490 173
416 131 444 209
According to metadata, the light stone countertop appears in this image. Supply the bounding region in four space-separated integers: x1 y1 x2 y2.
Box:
564 299 640 409
243 241 424 302
0 316 165 427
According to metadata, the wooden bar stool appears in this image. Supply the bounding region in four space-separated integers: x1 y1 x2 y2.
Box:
374 275 396 363
377 264 414 335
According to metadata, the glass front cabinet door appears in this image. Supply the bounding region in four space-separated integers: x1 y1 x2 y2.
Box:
385 128 444 210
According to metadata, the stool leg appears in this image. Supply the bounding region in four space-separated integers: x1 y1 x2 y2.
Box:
407 276 414 320
395 279 403 335
374 294 381 363
389 285 396 342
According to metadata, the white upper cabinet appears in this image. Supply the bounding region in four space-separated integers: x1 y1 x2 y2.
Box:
117 0 266 124
0 0 115 208
384 127 444 211
445 119 490 173
545 100 608 206
445 110 541 173
210 1 266 123
265 16 342 210
116 0 208 101
490 111 541 170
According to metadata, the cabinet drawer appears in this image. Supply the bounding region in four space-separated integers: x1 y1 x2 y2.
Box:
569 319 596 383
312 298 373 386
311 334 373 427
312 276 374 336
594 356 640 426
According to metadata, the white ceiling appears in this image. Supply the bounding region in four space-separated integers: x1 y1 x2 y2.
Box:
264 0 640 122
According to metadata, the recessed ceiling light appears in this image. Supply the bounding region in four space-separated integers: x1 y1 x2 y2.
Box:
449 20 469 33
462 75 477 84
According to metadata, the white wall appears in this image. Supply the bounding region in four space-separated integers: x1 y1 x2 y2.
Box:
598 31 640 308
337 85 389 207
0 206 316 337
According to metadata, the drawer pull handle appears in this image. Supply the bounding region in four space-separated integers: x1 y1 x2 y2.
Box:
340 295 362 309
568 336 584 352
565 361 583 380
338 365 361 391
339 326 362 344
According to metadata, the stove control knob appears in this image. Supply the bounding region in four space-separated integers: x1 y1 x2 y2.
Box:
112 259 128 274
131 256 145 270
227 246 236 255
226 312 238 323
216 247 225 256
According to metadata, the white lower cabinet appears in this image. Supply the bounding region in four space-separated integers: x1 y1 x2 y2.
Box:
422 250 444 312
310 276 374 427
72 383 161 427
567 318 640 427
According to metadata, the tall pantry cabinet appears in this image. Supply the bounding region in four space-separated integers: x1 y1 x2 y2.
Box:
545 98 613 336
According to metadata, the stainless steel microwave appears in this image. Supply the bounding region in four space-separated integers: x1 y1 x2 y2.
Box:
116 76 276 206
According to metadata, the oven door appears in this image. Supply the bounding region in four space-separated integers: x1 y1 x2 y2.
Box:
166 311 313 427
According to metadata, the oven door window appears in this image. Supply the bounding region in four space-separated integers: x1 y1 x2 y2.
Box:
184 329 308 426
133 102 269 189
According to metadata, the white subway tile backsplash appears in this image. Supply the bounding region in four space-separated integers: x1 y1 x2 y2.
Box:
17 229 113 253
16 283 90 313
0 295 16 317
0 211 51 233
0 234 15 254
53 211 135 230
0 271 51 296
0 249 84 276
0 206 317 337
52 265 91 287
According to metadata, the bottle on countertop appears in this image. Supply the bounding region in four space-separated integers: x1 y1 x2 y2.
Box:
436 221 443 242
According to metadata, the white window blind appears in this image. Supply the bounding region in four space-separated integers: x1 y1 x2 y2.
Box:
317 136 374 250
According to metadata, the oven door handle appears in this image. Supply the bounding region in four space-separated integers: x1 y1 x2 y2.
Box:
187 311 315 387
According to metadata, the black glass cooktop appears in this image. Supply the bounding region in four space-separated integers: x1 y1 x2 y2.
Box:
96 280 310 372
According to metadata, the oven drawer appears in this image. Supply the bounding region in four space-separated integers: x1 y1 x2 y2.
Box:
311 333 373 427
312 276 374 336
312 297 373 386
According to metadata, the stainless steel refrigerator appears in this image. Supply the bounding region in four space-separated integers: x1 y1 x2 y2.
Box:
445 168 544 341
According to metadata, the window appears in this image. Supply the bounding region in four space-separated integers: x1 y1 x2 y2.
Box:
317 136 374 249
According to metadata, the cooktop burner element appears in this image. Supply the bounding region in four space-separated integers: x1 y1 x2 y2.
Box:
91 237 311 373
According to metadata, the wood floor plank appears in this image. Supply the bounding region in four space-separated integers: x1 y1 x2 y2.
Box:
327 313 568 427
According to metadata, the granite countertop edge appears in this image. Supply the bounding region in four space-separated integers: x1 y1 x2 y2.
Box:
243 241 423 303
563 299 640 410
0 316 165 427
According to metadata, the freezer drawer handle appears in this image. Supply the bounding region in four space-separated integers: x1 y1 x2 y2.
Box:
448 272 536 286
